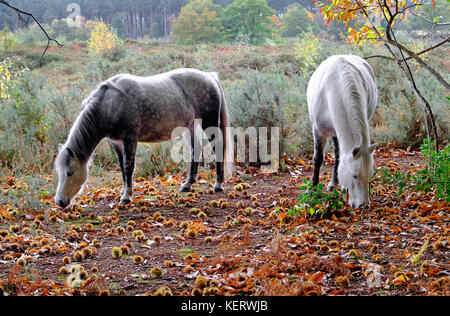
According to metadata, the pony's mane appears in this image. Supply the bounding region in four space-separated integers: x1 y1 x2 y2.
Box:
66 84 109 162
338 58 370 149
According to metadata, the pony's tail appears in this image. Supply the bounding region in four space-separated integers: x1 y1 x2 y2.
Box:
211 72 234 179
221 94 234 179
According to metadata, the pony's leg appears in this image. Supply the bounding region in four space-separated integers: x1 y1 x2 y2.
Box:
204 124 224 193
327 136 340 192
312 129 326 187
108 140 125 195
180 128 201 193
120 137 137 204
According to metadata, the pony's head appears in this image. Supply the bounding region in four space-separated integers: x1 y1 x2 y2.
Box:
338 144 377 208
54 145 88 208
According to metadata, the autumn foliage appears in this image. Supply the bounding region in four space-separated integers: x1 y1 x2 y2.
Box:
315 0 435 45
87 20 122 56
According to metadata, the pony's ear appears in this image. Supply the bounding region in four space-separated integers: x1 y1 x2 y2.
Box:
369 143 378 154
353 147 361 159
66 148 75 158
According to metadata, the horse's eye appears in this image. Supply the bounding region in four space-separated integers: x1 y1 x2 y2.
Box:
67 171 74 177
353 175 357 180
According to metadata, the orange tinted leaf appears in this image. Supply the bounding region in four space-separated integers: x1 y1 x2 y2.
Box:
310 272 324 283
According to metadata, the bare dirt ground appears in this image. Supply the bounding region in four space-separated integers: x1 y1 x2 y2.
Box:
0 148 448 296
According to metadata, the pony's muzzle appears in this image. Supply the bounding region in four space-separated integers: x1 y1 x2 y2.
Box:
350 201 367 209
56 198 69 209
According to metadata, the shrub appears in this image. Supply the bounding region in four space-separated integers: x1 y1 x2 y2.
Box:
15 23 47 46
0 26 15 51
0 72 57 174
0 57 23 99
87 21 123 60
295 31 323 71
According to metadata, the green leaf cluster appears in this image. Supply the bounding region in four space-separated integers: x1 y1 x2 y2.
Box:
382 139 449 202
289 180 347 218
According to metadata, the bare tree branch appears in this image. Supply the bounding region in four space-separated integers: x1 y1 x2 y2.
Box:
356 0 440 153
364 36 450 64
0 0 63 65
409 10 450 26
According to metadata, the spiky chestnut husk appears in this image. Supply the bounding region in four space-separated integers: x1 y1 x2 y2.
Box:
135 234 145 242
17 257 27 266
372 254 382 262
152 212 161 219
197 212 207 220
154 286 173 296
98 289 110 296
153 236 161 244
79 269 88 280
209 200 220 207
82 247 94 258
120 246 130 255
334 276 350 288
433 240 446 251
9 225 20 233
194 276 208 289
150 267 164 278
133 255 144 264
112 247 121 259
185 229 197 239
319 245 330 252
59 266 69 274
73 251 84 262
165 260 174 267
22 227 31 234
370 244 379 253
115 226 125 234
348 249 360 259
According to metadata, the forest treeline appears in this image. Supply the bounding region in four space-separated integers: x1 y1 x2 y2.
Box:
0 0 315 39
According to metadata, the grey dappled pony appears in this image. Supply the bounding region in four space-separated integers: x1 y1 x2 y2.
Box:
55 68 233 208
307 55 378 208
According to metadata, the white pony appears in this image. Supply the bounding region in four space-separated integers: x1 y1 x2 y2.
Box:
307 55 378 208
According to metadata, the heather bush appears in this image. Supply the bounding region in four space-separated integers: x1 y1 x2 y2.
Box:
0 72 57 174
369 52 449 148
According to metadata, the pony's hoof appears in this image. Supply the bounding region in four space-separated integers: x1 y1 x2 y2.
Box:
120 198 132 205
327 185 335 192
179 185 192 193
214 185 224 193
